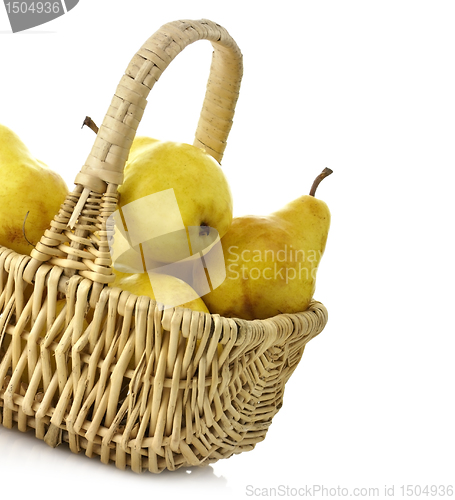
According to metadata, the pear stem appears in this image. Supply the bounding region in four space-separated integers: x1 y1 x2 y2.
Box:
82 116 99 134
309 168 333 197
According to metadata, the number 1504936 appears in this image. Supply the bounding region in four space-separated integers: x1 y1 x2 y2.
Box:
5 2 61 14
400 485 453 496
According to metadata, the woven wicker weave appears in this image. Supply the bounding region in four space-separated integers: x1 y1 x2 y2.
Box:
0 19 328 473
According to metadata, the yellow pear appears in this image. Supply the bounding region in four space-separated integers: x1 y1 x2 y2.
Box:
195 169 332 320
0 124 69 256
110 270 209 313
127 135 159 157
116 139 233 265
111 265 133 283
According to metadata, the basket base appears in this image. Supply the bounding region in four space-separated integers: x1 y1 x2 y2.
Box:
1 392 269 473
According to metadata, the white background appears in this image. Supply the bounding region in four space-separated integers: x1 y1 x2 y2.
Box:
1 1 454 498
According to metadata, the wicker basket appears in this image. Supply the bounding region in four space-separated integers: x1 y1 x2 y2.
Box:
0 19 328 473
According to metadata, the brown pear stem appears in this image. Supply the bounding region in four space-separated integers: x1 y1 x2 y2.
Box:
82 116 99 134
309 168 333 197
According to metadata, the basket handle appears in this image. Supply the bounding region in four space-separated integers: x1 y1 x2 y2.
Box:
25 19 242 287
74 18 243 195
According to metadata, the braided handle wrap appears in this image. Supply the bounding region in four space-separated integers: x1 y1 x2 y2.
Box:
74 19 243 194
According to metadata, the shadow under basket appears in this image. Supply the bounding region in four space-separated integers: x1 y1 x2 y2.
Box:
0 19 328 473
